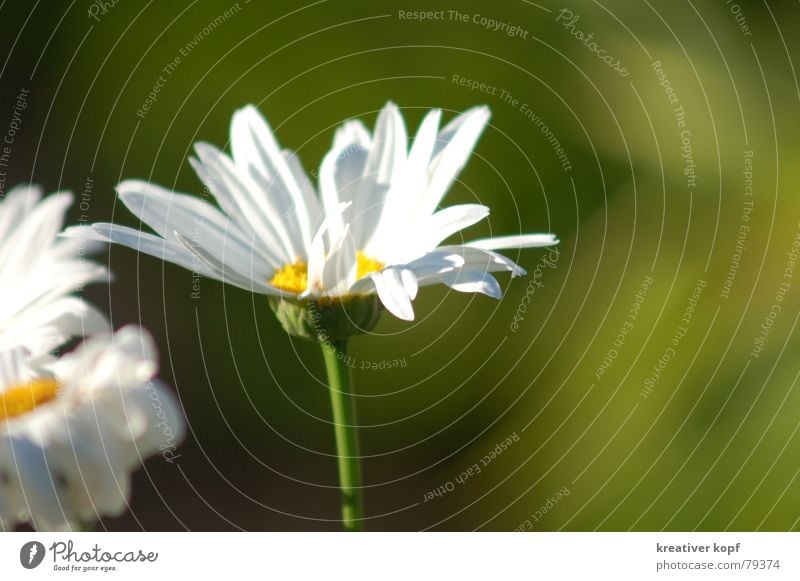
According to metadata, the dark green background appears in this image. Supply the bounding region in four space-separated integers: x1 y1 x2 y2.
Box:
1 0 799 530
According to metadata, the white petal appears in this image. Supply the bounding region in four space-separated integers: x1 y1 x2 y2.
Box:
305 224 329 297
48 423 119 520
417 106 490 217
282 150 322 230
0 297 109 352
318 141 354 243
325 104 430 256
230 106 318 250
400 268 418 300
0 258 109 332
407 109 441 174
437 270 502 298
117 179 278 268
117 184 276 281
467 233 559 250
367 110 442 258
305 201 351 297
49 326 154 399
319 117 375 246
173 232 283 296
333 119 372 150
320 225 357 296
433 245 527 276
0 184 42 241
425 204 489 250
193 142 299 262
431 106 490 160
188 155 242 219
370 268 414 321
68 414 131 516
352 103 408 249
62 224 206 274
121 379 185 451
12 437 69 531
330 121 373 207
398 250 464 276
367 102 408 187
49 236 104 261
0 192 72 279
0 348 32 391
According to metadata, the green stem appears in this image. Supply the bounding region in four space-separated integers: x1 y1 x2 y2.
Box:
321 339 363 531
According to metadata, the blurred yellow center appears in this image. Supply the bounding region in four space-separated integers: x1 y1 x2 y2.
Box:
0 379 59 421
270 252 384 294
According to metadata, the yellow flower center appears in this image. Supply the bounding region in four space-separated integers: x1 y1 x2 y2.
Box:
270 252 384 294
0 379 59 421
270 259 308 294
356 252 384 280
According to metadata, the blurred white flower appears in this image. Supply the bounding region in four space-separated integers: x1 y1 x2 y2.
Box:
0 326 185 531
65 103 557 320
0 185 109 357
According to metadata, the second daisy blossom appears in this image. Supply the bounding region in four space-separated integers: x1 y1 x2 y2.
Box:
0 326 185 531
64 103 557 321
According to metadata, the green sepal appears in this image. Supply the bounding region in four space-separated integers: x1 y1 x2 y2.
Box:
268 294 382 342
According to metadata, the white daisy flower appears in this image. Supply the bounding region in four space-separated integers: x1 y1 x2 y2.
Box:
63 102 557 322
0 325 185 531
0 185 109 357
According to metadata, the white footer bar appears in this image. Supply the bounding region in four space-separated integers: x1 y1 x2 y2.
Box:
1 532 797 579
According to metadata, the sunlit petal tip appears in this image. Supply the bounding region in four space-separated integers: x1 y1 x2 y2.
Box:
233 103 261 118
